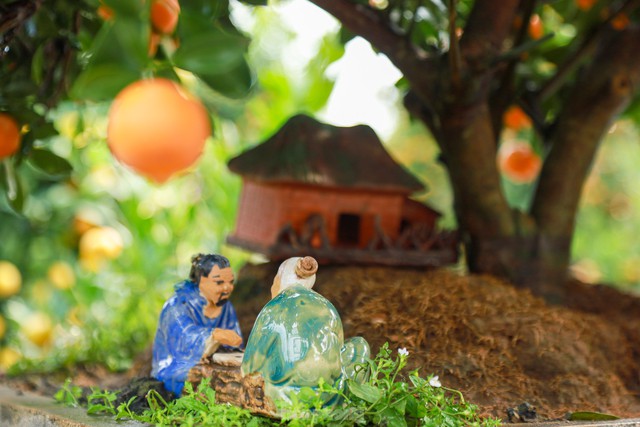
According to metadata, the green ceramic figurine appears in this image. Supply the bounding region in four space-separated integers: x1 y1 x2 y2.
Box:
241 256 370 407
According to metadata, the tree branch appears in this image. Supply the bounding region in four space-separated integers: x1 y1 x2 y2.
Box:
448 0 462 91
459 0 520 74
49 10 81 108
308 0 436 101
532 28 640 236
406 0 423 39
537 0 640 102
489 0 538 142
0 0 41 55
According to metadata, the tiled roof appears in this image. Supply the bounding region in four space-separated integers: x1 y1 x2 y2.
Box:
228 114 424 194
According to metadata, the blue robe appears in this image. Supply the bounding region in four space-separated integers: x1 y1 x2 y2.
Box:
151 280 242 396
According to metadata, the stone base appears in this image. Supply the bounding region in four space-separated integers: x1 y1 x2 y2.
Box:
186 352 277 418
0 385 143 427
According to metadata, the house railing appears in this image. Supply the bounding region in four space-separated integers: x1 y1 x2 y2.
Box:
267 214 459 268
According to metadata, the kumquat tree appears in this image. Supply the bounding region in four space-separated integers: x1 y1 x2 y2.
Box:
8 0 640 302
0 0 266 370
2 0 640 384
307 0 640 302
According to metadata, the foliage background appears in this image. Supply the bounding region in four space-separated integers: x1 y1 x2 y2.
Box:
1 0 640 372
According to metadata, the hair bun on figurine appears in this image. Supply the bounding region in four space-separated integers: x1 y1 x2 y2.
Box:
277 256 316 292
295 256 318 279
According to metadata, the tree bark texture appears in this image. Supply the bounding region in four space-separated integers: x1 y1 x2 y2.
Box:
309 0 640 302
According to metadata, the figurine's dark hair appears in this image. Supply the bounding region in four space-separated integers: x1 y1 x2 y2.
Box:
189 254 231 284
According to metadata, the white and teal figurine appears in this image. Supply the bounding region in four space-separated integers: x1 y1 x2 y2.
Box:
241 256 370 407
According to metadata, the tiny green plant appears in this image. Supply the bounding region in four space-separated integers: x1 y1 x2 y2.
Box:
55 345 500 426
280 343 501 427
86 387 119 415
131 379 269 426
53 378 83 407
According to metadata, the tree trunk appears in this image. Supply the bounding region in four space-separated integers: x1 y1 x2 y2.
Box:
309 0 640 303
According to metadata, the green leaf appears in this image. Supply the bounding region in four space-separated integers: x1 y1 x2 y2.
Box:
198 59 253 99
180 0 230 18
88 19 150 71
392 398 407 415
339 27 357 45
3 80 39 99
2 163 24 214
102 0 146 18
176 10 216 39
409 374 427 388
28 149 73 177
236 0 267 5
296 387 318 404
153 63 181 82
70 64 139 101
348 381 382 404
31 44 45 85
112 19 150 67
379 407 408 427
569 411 619 421
405 394 426 418
31 121 58 141
172 29 248 77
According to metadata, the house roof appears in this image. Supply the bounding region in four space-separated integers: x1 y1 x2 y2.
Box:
227 114 425 194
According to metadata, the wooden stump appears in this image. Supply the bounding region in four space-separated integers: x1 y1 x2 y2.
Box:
186 352 277 418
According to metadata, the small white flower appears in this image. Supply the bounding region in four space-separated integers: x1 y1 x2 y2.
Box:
398 347 409 357
429 375 441 388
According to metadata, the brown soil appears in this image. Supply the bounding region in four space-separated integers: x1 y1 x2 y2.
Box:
233 263 640 421
3 264 639 423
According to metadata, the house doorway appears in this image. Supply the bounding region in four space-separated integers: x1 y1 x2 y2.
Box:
337 213 361 246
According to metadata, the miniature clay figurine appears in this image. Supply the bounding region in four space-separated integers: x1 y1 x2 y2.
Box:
241 256 370 406
152 253 243 396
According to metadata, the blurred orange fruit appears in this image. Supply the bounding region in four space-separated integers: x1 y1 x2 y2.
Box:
73 217 97 236
611 13 630 30
30 280 53 306
576 0 596 11
528 14 544 40
0 113 21 159
22 312 54 347
0 261 21 298
67 307 83 327
48 261 76 290
79 226 123 272
503 106 532 131
97 0 114 21
151 0 180 35
107 78 210 183
498 142 542 184
0 348 20 369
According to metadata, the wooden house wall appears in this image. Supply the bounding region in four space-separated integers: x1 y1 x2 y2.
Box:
231 180 406 249
401 198 440 230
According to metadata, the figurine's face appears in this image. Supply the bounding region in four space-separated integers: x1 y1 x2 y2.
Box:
199 265 235 307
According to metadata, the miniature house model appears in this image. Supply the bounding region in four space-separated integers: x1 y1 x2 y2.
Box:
227 114 457 267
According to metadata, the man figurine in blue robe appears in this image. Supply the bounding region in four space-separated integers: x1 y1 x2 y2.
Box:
152 253 243 396
242 256 370 407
